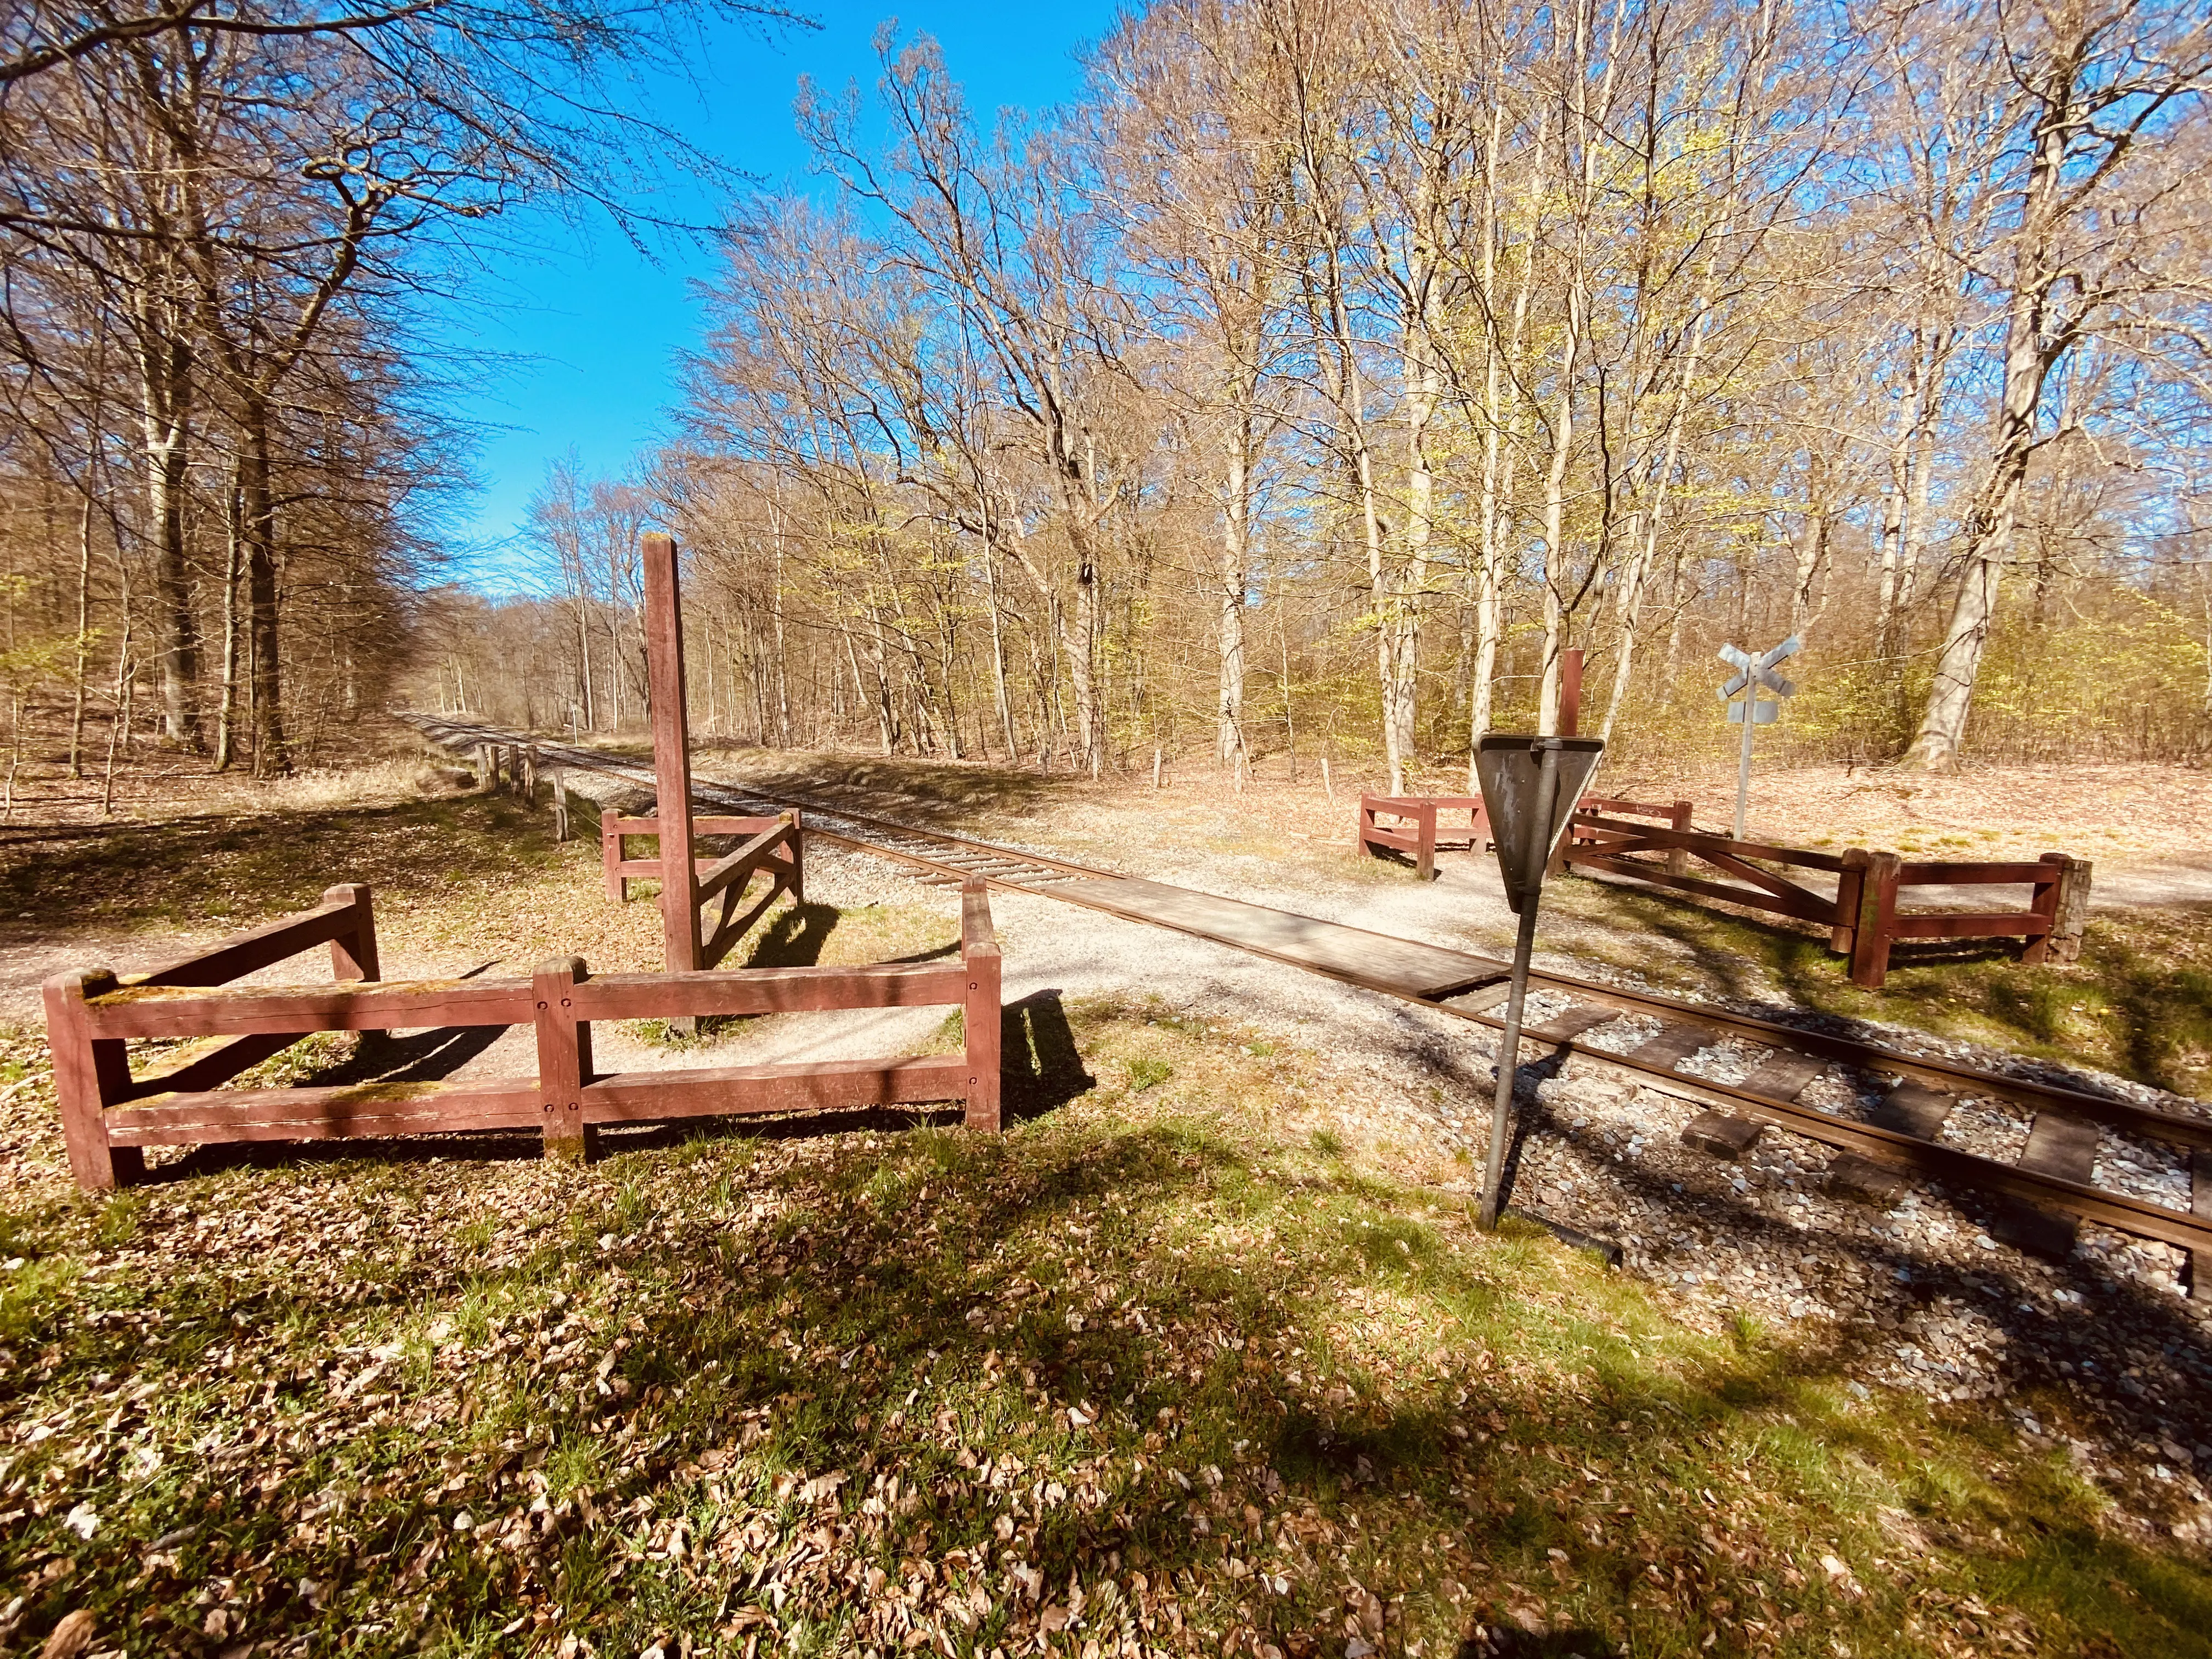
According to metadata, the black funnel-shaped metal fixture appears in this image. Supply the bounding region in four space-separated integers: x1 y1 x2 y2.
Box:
1474 735 1605 913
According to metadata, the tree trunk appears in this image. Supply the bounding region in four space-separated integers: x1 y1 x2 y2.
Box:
213 469 242 770
237 398 287 775
1902 92 2072 772
68 495 92 778
141 340 200 749
1217 436 1250 769
1536 310 1580 735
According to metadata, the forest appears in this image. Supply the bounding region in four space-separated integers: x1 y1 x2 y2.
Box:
5 0 2211 793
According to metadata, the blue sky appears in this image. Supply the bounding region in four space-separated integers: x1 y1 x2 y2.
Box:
439 0 1126 586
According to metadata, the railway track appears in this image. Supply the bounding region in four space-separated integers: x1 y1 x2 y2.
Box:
411 716 2212 1282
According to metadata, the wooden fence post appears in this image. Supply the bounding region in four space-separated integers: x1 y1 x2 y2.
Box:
1416 799 1437 882
1849 851 1901 989
784 810 805 905
549 769 569 842
2042 854 2092 964
1831 850 1867 955
41 969 140 1190
1356 794 1375 856
1667 800 1692 877
602 809 627 903
534 956 593 1163
323 883 380 982
961 881 1001 1132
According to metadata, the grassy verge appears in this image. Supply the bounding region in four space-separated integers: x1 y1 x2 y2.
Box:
1 1003 2207 1658
1519 874 2212 1101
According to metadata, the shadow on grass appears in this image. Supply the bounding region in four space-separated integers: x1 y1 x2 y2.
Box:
1003 990 1096 1122
10 1093 2212 1658
1496 1088 2212 1485
726 748 1078 830
1550 872 2212 1098
0 792 570 943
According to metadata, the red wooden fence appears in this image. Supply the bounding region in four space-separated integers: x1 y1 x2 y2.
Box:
1359 792 1690 882
1562 811 2089 988
1354 789 2090 989
601 810 804 969
1357 795 1485 882
44 878 1003 1192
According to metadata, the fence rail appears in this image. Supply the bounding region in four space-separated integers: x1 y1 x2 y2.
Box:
602 810 805 969
1353 792 2090 990
1359 793 1691 882
45 877 1001 1192
1562 813 2089 988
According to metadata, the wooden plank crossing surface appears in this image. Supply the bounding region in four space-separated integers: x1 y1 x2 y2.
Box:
1053 877 1509 1001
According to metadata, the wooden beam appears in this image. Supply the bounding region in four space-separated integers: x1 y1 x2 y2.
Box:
962 880 1002 1131
695 819 793 904
114 1031 299 1102
125 894 363 989
323 883 379 982
42 969 139 1188
580 1056 969 1123
105 1080 545 1145
641 531 700 973
535 956 592 1163
571 961 965 1022
87 978 533 1039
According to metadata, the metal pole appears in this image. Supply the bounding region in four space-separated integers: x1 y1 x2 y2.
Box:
1734 698 1754 840
1480 741 1561 1231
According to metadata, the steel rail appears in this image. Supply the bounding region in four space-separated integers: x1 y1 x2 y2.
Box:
409 716 2212 1260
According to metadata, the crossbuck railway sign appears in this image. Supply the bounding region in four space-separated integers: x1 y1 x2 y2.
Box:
1718 635 1800 838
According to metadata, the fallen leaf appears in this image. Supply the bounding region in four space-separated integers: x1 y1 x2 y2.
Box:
41 1611 97 1659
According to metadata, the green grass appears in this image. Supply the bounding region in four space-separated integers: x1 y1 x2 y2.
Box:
1539 874 2212 1099
1 1005 2205 1657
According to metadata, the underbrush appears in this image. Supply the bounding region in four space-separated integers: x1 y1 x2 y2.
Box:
0 1003 2205 1657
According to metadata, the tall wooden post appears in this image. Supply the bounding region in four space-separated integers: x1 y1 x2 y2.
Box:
642 532 700 973
1559 647 1584 737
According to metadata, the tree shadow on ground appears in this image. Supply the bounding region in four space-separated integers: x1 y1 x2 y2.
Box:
725 748 1079 830
1496 1088 2212 1472
18 1084 2212 1659
0 793 565 946
736 901 840 969
1550 872 2212 1098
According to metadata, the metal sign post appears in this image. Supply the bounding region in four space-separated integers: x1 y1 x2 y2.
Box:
1472 733 1605 1231
1717 635 1799 839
